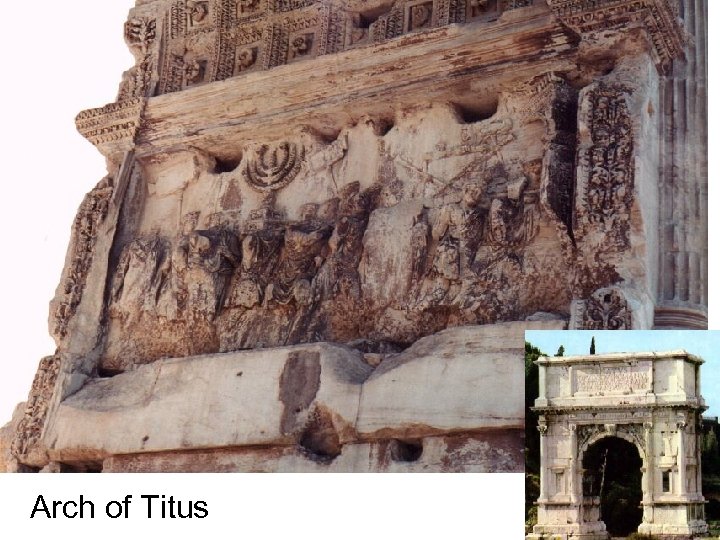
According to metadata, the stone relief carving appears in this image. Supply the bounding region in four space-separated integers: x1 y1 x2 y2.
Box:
577 422 646 459
187 1 210 27
571 287 633 330
10 355 61 462
124 17 157 49
577 85 634 248
584 288 632 329
243 142 305 192
577 424 602 453
56 0 680 382
120 16 158 99
546 0 684 71
97 94 600 369
569 80 640 308
6 0 700 479
51 178 114 341
618 424 645 453
73 57 660 373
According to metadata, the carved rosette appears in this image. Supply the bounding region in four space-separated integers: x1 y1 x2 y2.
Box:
125 17 157 49
242 142 305 192
75 99 144 157
10 355 62 465
571 287 632 329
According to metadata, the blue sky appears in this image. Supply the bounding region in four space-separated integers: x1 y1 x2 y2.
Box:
525 330 720 417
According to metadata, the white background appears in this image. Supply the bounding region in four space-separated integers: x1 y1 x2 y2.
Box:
0 1 716 538
0 0 136 424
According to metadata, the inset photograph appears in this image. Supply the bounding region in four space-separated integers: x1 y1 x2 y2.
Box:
525 330 719 539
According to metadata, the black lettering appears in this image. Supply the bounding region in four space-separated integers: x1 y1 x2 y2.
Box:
30 495 51 519
30 495 94 519
80 495 95 518
106 500 124 519
193 501 208 518
141 494 159 519
63 500 78 519
177 499 192 519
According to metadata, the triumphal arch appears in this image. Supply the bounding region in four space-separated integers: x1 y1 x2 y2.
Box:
528 351 709 539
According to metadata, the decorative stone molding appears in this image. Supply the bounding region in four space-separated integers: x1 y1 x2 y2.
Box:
574 82 635 251
50 178 114 342
546 0 685 72
114 0 689 99
75 99 144 158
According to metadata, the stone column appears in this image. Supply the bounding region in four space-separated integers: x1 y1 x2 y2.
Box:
537 364 548 407
538 419 549 502
643 422 654 503
696 414 704 497
655 0 708 329
677 421 687 496
569 423 578 504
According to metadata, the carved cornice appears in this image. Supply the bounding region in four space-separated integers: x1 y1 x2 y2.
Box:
75 98 145 158
139 0 538 97
532 403 707 414
545 0 685 72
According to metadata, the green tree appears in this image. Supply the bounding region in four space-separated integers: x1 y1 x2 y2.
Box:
590 336 596 355
525 341 546 528
702 426 720 476
556 345 565 357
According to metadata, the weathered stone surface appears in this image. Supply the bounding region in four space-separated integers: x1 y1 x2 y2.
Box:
48 343 371 460
102 430 524 472
0 403 25 473
357 323 546 436
45 321 557 469
9 0 705 472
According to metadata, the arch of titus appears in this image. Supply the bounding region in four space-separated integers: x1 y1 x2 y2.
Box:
528 351 709 539
0 0 707 472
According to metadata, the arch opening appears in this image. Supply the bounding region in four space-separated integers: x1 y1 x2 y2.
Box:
582 436 643 537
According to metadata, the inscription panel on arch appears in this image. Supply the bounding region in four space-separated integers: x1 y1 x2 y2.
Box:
572 362 652 396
